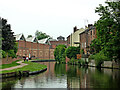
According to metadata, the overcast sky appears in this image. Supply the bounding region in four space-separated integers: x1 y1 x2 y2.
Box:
0 0 106 39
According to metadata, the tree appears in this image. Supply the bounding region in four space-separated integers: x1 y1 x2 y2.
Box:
91 1 120 61
66 46 80 59
35 30 50 40
27 35 32 38
54 45 66 63
2 18 17 58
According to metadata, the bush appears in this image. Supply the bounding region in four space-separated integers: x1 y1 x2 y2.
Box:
78 59 85 66
2 50 7 58
89 51 110 67
8 50 17 58
67 58 79 65
54 45 66 63
66 46 80 59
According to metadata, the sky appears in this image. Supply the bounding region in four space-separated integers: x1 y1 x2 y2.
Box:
0 0 106 39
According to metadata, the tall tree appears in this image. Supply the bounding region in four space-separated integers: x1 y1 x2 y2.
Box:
91 1 120 61
2 18 17 58
35 30 50 40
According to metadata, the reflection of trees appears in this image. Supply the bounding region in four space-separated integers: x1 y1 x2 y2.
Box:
89 68 120 88
2 77 19 89
54 63 66 76
67 65 77 77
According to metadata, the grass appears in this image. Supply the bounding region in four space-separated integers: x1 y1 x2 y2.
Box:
0 61 47 74
0 60 21 69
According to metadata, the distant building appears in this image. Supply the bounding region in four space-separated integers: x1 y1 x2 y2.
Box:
67 26 85 47
79 24 97 54
57 36 65 41
46 37 67 49
15 34 55 60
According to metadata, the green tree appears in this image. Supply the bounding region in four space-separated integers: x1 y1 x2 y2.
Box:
91 1 120 61
54 45 66 63
2 18 17 58
27 35 32 38
35 30 50 40
66 46 80 59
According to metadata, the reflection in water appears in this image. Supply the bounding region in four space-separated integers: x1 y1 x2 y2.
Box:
1 62 120 89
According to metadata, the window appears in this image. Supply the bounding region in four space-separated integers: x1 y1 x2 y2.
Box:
85 42 86 47
82 43 84 48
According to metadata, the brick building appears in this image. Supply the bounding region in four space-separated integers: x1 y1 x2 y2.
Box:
67 26 85 47
47 36 67 49
15 34 67 60
15 34 55 60
79 24 97 54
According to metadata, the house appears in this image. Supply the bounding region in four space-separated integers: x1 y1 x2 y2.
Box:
47 36 67 49
79 24 97 55
67 26 85 47
15 34 55 60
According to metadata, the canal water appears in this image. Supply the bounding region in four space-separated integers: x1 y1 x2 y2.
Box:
1 62 120 89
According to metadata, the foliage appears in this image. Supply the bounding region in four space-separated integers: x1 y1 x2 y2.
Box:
8 50 17 58
67 58 78 65
2 18 16 51
89 51 110 67
1 18 18 58
27 35 32 38
35 30 50 40
78 59 86 66
66 46 80 59
54 45 66 63
91 1 120 61
2 50 7 58
80 49 84 55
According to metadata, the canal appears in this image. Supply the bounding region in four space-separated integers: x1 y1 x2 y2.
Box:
1 61 120 89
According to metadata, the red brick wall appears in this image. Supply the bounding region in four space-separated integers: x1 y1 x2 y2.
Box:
0 57 21 65
80 27 97 54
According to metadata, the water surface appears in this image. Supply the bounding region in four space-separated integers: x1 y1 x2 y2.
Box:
1 62 120 89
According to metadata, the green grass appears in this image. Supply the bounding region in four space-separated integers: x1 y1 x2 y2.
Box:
0 60 21 69
0 61 47 74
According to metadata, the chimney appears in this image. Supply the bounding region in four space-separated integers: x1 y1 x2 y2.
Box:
88 24 93 28
73 26 77 32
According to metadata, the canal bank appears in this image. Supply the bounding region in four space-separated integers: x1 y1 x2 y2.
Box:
0 60 48 78
1 62 120 89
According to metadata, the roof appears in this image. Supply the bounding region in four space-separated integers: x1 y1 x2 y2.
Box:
49 39 57 41
38 38 48 44
15 33 26 41
26 36 38 43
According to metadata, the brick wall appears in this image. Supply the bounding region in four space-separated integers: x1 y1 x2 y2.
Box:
0 57 21 65
80 27 97 54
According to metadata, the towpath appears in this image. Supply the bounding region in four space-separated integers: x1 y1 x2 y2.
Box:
0 61 28 71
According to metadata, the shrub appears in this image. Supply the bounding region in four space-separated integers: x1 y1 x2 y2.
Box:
89 51 110 67
78 59 85 66
54 45 66 63
66 46 80 59
2 50 7 58
8 50 17 58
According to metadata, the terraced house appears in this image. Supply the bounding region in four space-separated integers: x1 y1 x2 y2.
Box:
15 34 67 60
79 24 97 55
15 33 54 60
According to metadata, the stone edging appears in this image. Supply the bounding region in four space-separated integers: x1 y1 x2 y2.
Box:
0 68 47 79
